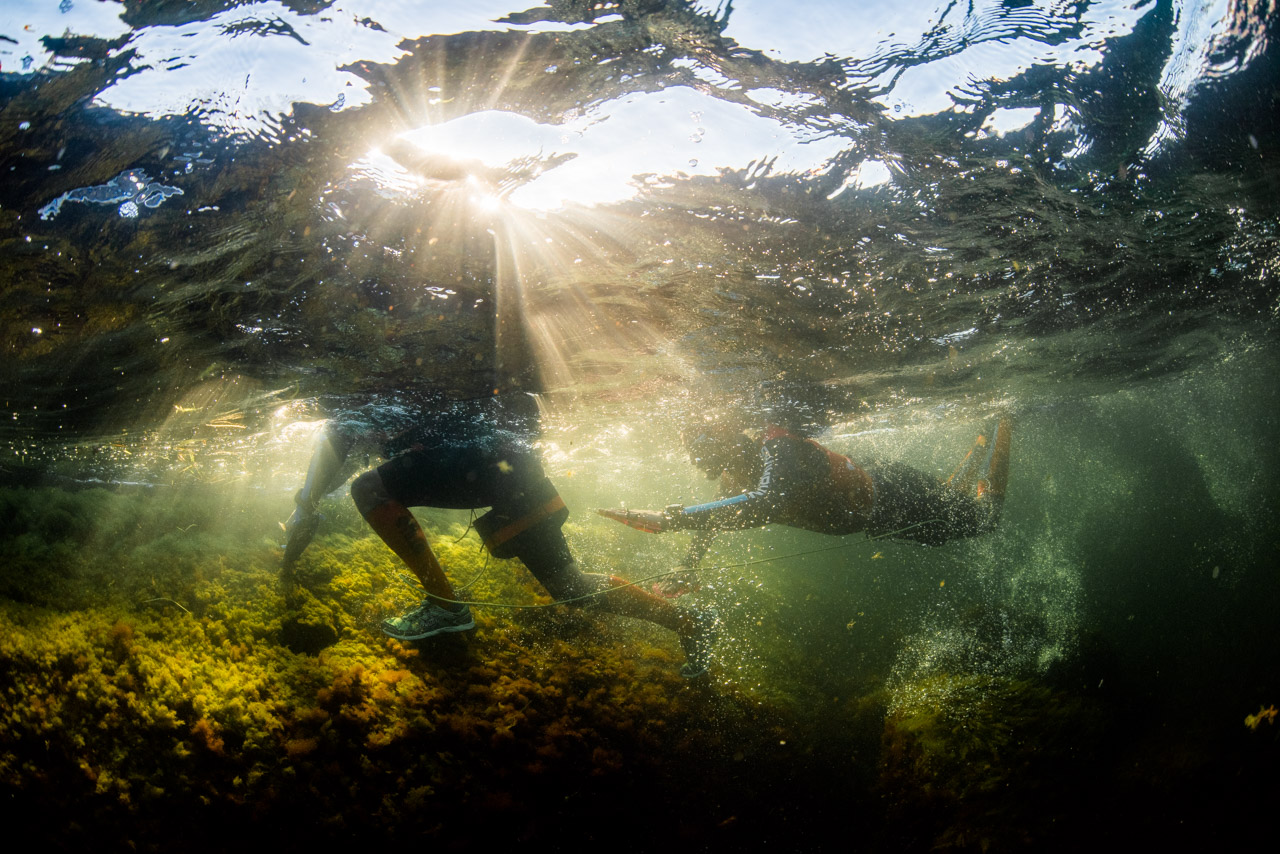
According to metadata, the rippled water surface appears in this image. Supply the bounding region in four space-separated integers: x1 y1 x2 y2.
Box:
2 1 1278 850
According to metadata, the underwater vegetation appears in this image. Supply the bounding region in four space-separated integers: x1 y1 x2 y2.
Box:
0 484 849 850
2 484 1277 852
880 673 1107 851
1245 705 1278 730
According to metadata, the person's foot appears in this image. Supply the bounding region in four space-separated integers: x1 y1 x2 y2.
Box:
381 600 476 640
678 606 719 679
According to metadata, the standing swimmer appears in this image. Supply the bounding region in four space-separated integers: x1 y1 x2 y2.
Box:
283 392 718 678
599 417 1011 596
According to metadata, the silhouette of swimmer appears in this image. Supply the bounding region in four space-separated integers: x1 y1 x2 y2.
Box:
600 417 1011 597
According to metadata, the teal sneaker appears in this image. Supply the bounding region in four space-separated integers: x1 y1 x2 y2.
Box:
382 600 475 641
679 606 719 679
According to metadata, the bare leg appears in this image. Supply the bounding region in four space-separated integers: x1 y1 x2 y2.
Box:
589 573 695 634
283 426 354 570
577 569 717 679
362 501 457 604
351 470 456 606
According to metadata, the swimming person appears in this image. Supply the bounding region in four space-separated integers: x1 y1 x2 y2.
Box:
599 416 1011 596
284 392 718 678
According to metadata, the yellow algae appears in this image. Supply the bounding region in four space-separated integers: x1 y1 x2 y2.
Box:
1245 704 1277 730
0 484 865 846
880 673 1105 850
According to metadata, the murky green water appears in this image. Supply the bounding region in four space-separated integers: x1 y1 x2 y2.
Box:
2 1 1278 850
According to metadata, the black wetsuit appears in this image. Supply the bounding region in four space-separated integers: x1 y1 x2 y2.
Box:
372 392 591 600
674 426 993 548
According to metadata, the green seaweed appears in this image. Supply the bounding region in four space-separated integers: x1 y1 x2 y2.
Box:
879 673 1106 850
0 484 824 849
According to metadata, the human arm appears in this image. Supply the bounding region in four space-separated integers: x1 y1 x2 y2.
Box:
598 440 785 533
667 439 787 530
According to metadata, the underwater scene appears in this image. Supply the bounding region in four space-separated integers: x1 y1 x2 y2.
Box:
2 1 1278 850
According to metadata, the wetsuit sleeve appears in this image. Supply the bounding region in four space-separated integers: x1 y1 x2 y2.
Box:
671 441 785 530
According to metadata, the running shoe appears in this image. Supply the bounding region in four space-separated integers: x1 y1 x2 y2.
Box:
381 600 475 640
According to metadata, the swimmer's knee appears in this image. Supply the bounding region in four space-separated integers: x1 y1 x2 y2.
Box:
472 476 568 560
350 469 391 516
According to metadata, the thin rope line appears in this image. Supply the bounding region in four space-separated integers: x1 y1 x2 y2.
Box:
425 520 945 610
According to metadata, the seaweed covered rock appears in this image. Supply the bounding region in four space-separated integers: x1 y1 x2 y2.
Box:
878 673 1106 851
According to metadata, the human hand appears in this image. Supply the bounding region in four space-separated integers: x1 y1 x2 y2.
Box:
597 507 667 533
